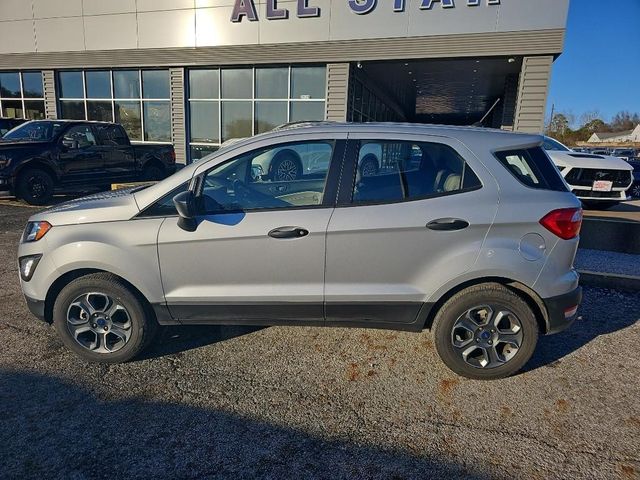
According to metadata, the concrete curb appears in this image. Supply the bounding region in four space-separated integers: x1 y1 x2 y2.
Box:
578 270 640 293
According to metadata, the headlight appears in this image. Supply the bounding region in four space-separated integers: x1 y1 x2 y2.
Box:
19 254 42 281
0 156 11 169
23 221 52 242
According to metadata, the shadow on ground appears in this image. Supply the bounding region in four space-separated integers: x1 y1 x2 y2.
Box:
0 370 489 480
525 287 640 372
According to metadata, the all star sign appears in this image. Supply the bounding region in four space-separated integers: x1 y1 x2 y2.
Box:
231 0 501 22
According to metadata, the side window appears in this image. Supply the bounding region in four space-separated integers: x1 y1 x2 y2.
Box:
139 182 189 217
352 140 480 204
62 125 97 149
494 148 568 192
201 140 335 212
96 125 129 146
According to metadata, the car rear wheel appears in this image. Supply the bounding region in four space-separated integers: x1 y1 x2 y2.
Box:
431 283 539 380
16 168 54 205
630 182 640 199
53 273 157 363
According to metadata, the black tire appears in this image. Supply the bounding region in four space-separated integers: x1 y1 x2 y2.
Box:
630 182 640 199
431 283 539 380
52 273 157 364
141 164 165 181
359 154 379 177
16 168 54 205
270 153 302 181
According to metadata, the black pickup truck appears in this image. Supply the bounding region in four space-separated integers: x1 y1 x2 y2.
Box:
0 120 176 205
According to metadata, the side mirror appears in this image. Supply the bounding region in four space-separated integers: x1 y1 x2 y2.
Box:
173 190 198 232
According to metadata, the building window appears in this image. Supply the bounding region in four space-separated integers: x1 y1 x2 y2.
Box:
348 77 400 123
187 65 326 162
57 69 171 143
0 71 45 120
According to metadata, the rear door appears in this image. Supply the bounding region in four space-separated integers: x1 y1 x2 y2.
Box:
324 133 498 328
156 134 346 324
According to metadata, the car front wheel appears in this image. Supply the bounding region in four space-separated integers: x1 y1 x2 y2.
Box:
16 168 54 205
431 283 539 380
52 273 157 363
630 182 640 199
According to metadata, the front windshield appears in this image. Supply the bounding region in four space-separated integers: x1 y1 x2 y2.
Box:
542 137 571 152
3 121 66 141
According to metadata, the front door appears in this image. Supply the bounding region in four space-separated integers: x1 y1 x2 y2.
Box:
157 138 345 324
57 124 106 184
324 134 498 327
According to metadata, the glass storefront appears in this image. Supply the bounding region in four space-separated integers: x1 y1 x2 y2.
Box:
187 65 326 162
57 69 171 142
0 71 45 120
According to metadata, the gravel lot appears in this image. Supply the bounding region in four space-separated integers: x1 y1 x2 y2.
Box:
1 200 639 480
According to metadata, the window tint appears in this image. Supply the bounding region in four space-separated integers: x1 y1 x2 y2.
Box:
494 147 568 192
201 141 334 212
62 125 97 149
96 124 129 146
351 141 480 204
140 182 189 217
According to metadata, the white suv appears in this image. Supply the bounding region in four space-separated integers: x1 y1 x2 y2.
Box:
543 137 633 209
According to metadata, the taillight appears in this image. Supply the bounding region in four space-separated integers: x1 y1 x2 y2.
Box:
540 208 583 240
169 150 176 163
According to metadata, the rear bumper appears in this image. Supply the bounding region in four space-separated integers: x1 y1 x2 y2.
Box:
542 286 582 335
23 294 46 322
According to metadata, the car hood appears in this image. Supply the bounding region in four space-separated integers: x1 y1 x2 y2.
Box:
547 151 634 170
28 187 141 226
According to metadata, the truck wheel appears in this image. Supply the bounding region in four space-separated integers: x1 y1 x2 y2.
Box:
630 182 640 199
431 283 539 380
142 164 164 181
16 168 54 205
52 273 157 364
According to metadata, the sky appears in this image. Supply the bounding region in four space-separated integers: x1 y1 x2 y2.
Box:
546 0 640 125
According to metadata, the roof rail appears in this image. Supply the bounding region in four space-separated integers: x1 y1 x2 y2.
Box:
271 121 338 132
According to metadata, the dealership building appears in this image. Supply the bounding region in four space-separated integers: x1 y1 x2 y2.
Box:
0 0 569 164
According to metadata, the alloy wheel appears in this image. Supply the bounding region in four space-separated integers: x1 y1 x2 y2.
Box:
66 292 132 353
450 305 524 369
274 159 299 181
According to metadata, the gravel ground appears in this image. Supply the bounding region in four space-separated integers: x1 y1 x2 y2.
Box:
1 201 639 480
575 248 640 277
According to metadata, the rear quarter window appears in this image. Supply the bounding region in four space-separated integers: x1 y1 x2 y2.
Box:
494 147 568 192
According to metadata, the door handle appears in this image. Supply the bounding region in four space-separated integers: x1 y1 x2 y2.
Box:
268 226 309 239
426 218 470 231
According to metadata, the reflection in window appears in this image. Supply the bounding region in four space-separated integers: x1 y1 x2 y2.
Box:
291 66 326 99
115 101 142 141
222 101 252 142
255 101 287 134
143 101 171 142
189 69 219 99
0 71 45 120
85 71 111 98
113 70 139 99
187 65 327 163
221 69 252 99
190 101 219 143
57 69 171 143
142 70 170 99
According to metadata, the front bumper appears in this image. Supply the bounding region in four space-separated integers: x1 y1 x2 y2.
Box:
23 294 46 322
542 286 582 335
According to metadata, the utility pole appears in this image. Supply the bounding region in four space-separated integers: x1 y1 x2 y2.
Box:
548 103 555 132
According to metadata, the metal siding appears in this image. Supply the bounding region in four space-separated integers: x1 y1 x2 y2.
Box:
42 70 57 119
0 29 565 69
513 56 553 134
170 67 187 165
325 63 349 122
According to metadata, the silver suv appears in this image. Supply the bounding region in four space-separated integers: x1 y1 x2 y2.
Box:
18 123 583 380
